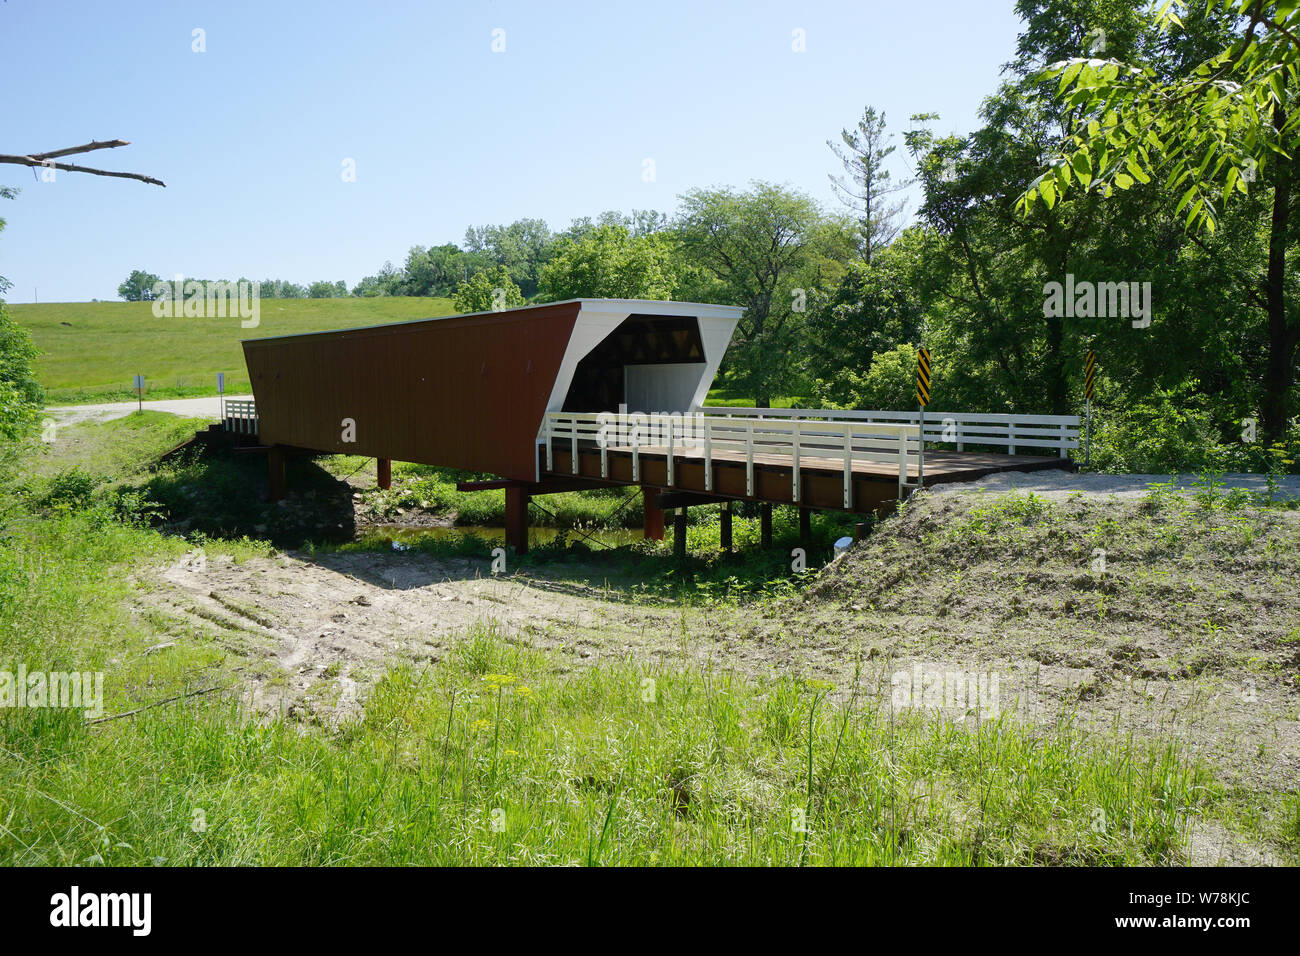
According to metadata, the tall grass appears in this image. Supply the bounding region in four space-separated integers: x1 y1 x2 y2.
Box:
2 621 1225 866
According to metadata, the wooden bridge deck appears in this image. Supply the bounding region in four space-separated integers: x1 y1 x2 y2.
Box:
542 439 1072 515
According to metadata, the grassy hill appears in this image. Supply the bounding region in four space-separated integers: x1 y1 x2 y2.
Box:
10 297 456 404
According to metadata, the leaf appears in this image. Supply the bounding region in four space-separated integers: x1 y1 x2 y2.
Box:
1040 179 1058 209
1071 151 1093 188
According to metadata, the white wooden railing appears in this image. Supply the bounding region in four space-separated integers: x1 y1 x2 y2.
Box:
542 411 921 506
224 399 259 436
708 407 1081 458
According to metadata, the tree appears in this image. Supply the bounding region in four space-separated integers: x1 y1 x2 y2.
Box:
676 182 827 406
538 225 679 301
827 106 907 260
399 243 487 297
806 229 928 405
0 187 42 446
118 270 162 301
463 219 554 298
1019 0 1300 440
451 266 524 314
352 262 403 297
307 280 346 298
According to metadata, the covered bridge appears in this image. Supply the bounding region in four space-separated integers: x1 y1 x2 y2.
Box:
233 298 1079 553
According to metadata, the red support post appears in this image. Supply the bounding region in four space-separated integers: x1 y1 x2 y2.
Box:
642 486 665 541
505 485 530 555
377 457 392 490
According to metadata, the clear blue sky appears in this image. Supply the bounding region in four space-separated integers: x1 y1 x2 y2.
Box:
1 0 1025 303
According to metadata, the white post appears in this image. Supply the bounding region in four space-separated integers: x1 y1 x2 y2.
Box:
545 415 553 472
842 424 852 508
745 420 754 497
666 416 675 487
632 420 640 482
570 416 578 475
704 418 713 492
791 418 800 503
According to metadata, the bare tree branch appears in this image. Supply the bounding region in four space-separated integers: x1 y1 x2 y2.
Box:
0 139 165 187
27 139 132 161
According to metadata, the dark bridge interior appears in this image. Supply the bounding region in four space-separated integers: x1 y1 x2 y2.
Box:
561 314 706 412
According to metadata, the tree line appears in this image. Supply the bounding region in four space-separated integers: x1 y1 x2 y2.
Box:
103 0 1300 473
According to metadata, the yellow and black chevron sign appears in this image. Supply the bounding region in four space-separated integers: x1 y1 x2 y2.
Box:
917 347 932 407
1085 350 1096 401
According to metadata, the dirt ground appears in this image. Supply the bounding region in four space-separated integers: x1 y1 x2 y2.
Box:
126 473 1300 863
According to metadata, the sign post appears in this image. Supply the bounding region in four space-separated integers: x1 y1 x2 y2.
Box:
217 371 225 423
1084 350 1096 468
916 347 931 487
133 374 145 413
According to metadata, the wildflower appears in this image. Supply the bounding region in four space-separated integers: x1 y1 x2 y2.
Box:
472 718 491 732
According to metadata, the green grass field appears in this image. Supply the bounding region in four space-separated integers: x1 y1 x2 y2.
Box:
3 413 1295 865
10 297 456 404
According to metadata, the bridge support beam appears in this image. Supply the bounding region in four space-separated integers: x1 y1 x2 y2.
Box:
799 507 813 544
267 446 286 502
673 508 687 560
505 486 530 555
377 457 392 490
642 486 665 541
720 501 732 552
760 503 773 549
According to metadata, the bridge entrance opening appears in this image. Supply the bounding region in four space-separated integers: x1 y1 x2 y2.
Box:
561 313 706 414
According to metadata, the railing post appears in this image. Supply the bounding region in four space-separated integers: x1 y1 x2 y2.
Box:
791 418 800 503
544 414 553 472
632 420 640 483
666 416 675 487
898 428 908 497
745 420 754 497
842 424 852 509
568 415 577 475
703 418 713 492
1058 422 1068 459
599 415 609 477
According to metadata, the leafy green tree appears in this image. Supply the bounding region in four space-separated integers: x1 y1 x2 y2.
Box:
806 228 928 405
0 187 42 445
351 262 403 297
307 280 345 298
820 343 920 410
1019 0 1299 440
538 225 680 301
463 219 554 298
117 269 163 301
676 182 828 406
451 265 524 314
